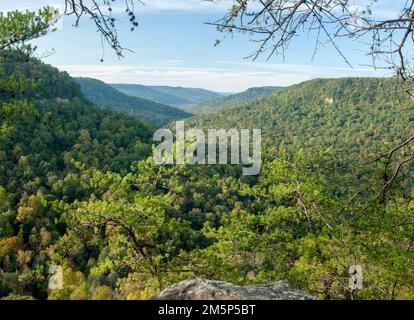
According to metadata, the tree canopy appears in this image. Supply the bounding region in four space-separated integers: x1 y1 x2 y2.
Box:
0 1 413 301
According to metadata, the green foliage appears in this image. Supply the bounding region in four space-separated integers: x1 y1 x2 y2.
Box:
0 22 413 300
53 156 413 300
188 78 414 163
0 8 55 52
0 53 154 299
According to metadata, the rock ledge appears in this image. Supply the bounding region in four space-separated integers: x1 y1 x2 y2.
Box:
151 279 315 300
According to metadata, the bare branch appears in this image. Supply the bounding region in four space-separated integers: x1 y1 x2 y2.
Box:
63 0 143 58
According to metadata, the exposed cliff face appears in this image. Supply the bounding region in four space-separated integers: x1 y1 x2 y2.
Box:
151 279 315 300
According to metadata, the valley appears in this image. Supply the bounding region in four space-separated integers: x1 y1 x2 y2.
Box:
1 53 413 300
1 0 414 301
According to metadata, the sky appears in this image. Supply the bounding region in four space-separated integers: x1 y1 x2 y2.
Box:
0 0 403 92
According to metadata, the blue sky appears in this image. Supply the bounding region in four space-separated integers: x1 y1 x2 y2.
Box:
0 0 401 92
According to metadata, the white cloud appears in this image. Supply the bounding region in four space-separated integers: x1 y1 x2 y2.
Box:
139 0 233 12
56 61 387 92
0 0 60 11
0 0 232 12
1 0 400 16
56 64 310 91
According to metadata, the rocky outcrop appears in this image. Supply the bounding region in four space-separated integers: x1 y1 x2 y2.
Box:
151 279 315 300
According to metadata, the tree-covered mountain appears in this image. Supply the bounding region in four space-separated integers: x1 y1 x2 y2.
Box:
1 53 413 300
2 2 414 303
0 53 155 191
0 54 157 298
110 83 191 105
77 78 192 127
111 83 225 106
184 86 284 114
187 78 414 165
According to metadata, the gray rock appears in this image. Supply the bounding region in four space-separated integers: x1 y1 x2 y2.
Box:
151 279 315 300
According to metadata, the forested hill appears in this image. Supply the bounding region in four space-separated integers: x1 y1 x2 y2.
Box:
0 54 154 196
110 83 191 105
111 83 224 106
184 86 284 114
187 77 414 163
77 78 192 127
0 54 82 101
1 56 414 300
0 54 161 299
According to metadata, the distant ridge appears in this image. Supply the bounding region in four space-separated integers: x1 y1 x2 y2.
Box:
77 78 192 127
183 86 284 114
111 83 224 106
